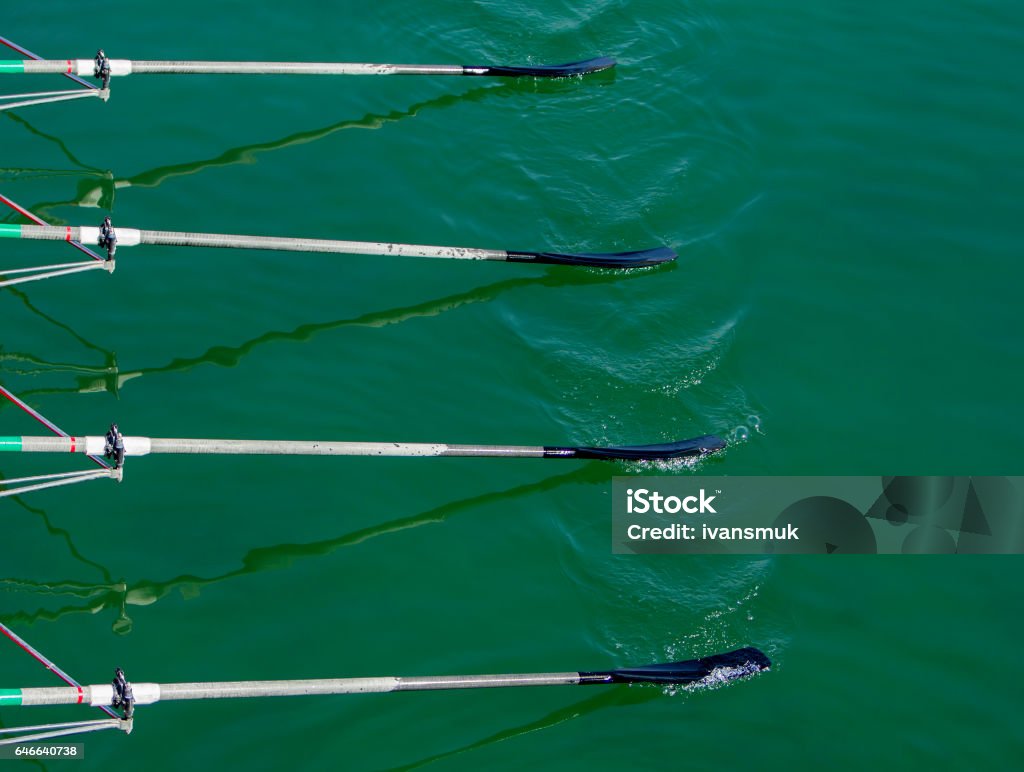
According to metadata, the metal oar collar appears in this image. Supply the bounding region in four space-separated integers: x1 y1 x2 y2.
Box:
99 216 117 261
111 668 135 722
104 423 126 474
94 50 111 89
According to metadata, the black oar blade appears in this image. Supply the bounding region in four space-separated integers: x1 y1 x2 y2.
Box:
506 246 676 269
554 435 726 461
580 647 770 686
466 57 616 78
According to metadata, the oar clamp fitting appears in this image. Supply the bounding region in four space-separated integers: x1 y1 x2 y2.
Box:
98 216 117 261
94 50 112 90
111 667 135 720
104 423 125 470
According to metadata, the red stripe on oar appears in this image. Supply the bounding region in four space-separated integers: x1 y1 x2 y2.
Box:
0 35 97 90
0 193 105 262
76 687 84 704
66 59 72 74
0 386 109 468
65 226 72 242
70 437 77 453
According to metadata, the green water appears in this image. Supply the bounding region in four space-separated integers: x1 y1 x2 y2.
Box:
2 0 1022 768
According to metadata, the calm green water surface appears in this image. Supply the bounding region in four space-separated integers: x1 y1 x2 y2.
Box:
2 1 1022 769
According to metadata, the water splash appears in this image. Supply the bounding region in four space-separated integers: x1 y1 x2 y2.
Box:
664 659 769 697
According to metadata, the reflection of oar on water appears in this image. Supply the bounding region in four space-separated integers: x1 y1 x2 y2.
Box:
2 272 582 399
3 77 528 218
2 466 599 634
0 193 676 289
0 34 614 111
0 386 726 498
0 619 770 744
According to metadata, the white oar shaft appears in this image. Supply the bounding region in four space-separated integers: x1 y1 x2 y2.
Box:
20 60 464 77
12 672 582 707
11 224 507 261
10 435 553 458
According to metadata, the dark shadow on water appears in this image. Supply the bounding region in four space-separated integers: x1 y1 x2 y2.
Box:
2 73 614 221
1 286 109 355
386 687 652 771
0 465 604 634
0 496 113 582
1 112 106 177
1 259 665 400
